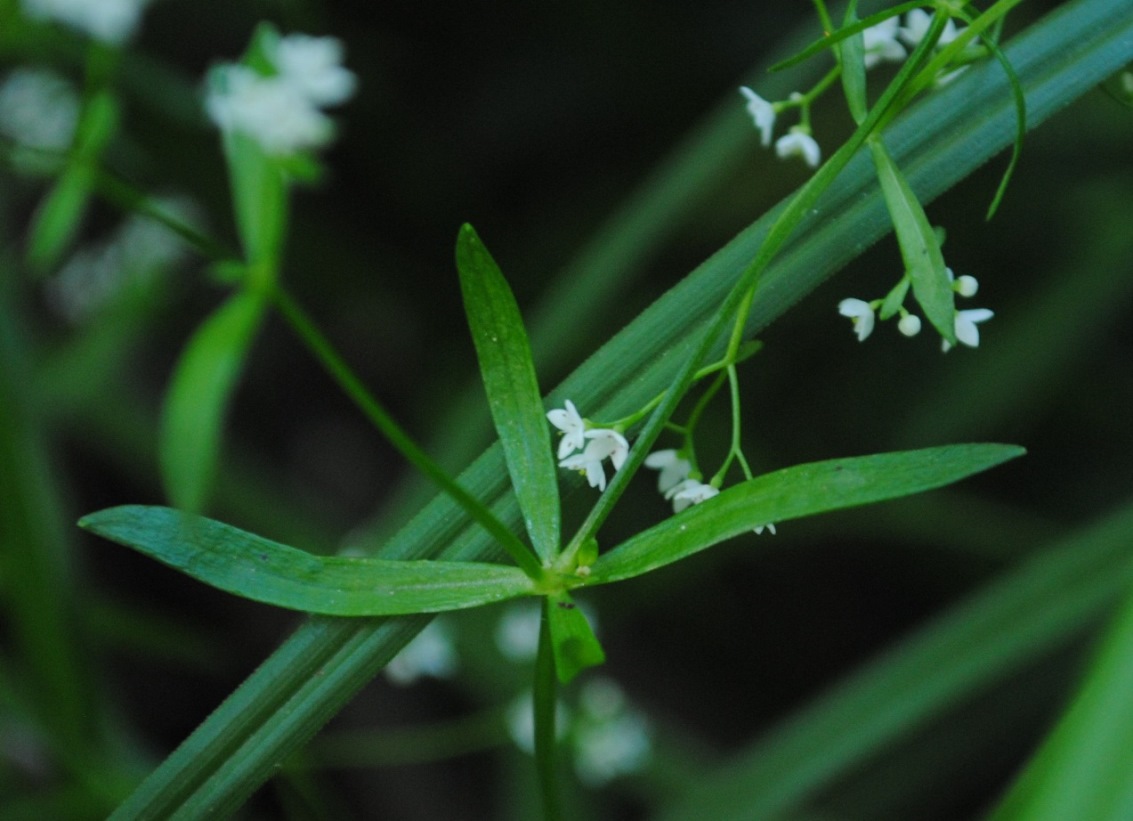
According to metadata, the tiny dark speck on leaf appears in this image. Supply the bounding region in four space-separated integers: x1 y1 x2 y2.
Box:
557 601 576 609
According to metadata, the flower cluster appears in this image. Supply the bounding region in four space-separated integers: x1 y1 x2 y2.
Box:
739 87 821 169
20 0 148 44
205 33 356 156
838 268 993 351
644 450 775 534
547 400 628 492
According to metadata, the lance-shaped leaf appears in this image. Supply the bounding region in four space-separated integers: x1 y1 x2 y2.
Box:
870 138 956 344
79 506 537 615
160 288 266 512
584 444 1024 586
546 591 606 684
457 224 560 562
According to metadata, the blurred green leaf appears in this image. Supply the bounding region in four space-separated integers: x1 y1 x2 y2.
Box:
586 444 1023 585
80 505 536 615
457 223 561 563
987 585 1133 821
159 289 265 512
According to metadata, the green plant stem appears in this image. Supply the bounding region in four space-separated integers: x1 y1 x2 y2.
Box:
534 605 562 821
270 286 545 581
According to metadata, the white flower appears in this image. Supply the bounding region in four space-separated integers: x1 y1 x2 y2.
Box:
898 313 922 337
384 620 458 686
942 308 994 352
644 449 692 494
753 523 777 536
547 399 587 459
862 17 907 68
838 298 876 342
20 0 147 44
0 68 79 152
739 86 776 147
269 34 356 107
495 602 543 662
573 678 652 786
507 692 571 754
206 65 334 155
775 126 821 168
899 9 962 49
559 429 629 492
954 274 979 298
666 479 719 513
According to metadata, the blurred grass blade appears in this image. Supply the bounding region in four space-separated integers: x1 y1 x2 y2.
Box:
869 137 954 342
159 288 265 512
80 506 536 615
106 1 1133 815
586 445 1023 585
546 592 605 683
659 501 1133 821
456 224 561 562
987 586 1133 821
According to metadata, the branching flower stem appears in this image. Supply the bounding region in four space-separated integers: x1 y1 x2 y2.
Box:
270 285 546 582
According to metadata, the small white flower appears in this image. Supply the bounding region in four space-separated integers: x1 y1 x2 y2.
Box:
899 9 960 49
206 66 333 154
495 602 543 662
559 429 628 492
384 620 458 686
21 0 148 44
507 692 571 755
838 298 876 342
573 678 652 786
667 479 719 513
644 449 692 494
269 34 356 107
942 308 994 352
862 17 907 69
739 86 776 147
775 126 821 168
954 274 979 298
753 523 777 535
0 68 79 151
547 399 587 459
898 313 922 337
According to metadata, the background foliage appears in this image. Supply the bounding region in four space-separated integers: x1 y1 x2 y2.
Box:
1 0 1131 818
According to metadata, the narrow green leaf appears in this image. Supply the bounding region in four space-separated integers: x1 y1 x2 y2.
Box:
79 505 536 615
869 138 955 343
159 290 266 511
586 444 1024 585
546 592 606 684
839 2 868 126
457 224 561 562
988 586 1133 821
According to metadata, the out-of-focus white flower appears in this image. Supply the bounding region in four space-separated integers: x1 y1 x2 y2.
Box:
898 313 922 337
643 449 692 495
206 65 334 154
0 68 79 151
269 34 356 107
205 31 355 156
495 602 543 662
775 126 821 168
384 620 458 686
739 86 776 146
20 0 147 44
899 8 961 49
753 523 777 536
838 298 876 342
560 429 629 492
572 678 652 786
863 17 907 68
547 399 587 459
507 692 571 755
666 479 719 513
942 308 994 352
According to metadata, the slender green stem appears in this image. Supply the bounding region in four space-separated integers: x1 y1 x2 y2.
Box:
534 605 562 821
270 286 545 581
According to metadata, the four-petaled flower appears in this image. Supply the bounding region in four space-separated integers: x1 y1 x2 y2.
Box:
739 86 776 147
643 449 692 494
863 17 907 68
943 308 994 352
838 298 876 342
559 428 629 492
775 126 821 169
547 399 587 459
